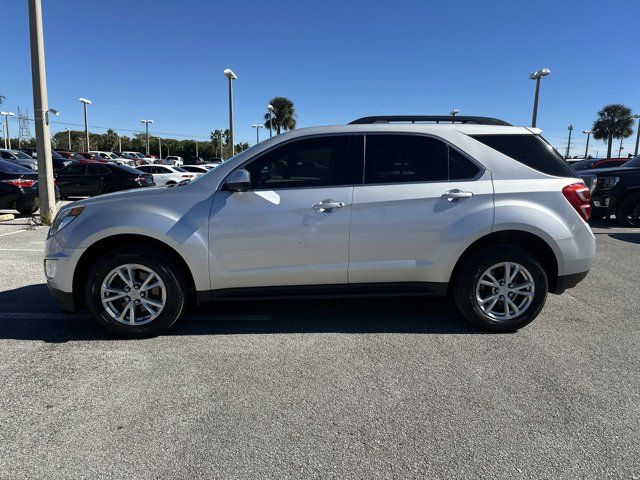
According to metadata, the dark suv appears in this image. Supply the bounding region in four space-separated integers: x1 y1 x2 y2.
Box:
579 155 640 226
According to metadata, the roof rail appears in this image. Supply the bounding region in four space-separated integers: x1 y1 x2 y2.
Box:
348 115 512 126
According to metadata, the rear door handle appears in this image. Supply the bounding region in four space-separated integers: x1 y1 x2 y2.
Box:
441 189 473 201
313 200 346 212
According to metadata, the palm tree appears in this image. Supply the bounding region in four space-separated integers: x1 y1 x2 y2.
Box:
592 104 634 158
263 97 296 135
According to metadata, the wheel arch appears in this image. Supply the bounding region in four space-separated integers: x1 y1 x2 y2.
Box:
449 230 560 294
72 234 197 310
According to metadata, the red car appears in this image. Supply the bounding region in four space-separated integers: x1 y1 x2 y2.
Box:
571 158 630 171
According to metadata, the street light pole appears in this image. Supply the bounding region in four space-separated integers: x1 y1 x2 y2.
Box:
0 112 14 149
158 138 162 160
28 0 56 224
565 124 574 158
582 130 592 158
634 114 640 156
140 119 153 156
67 128 71 150
529 68 551 128
78 97 91 151
223 68 237 157
195 141 198 157
251 124 263 143
267 104 274 138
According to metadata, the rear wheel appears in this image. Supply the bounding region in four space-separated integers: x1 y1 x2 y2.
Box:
616 193 640 227
453 246 548 332
85 247 186 338
16 206 38 215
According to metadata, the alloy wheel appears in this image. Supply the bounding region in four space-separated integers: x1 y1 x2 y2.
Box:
475 262 535 321
100 263 166 326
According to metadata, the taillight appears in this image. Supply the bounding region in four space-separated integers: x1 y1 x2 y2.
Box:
134 176 147 183
562 182 591 221
1 178 36 188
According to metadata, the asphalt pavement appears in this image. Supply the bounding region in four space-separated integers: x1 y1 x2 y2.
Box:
0 212 638 479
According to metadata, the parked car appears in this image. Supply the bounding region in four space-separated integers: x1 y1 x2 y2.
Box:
121 151 153 166
56 150 86 161
0 149 38 171
183 156 204 166
579 155 640 226
17 147 37 158
571 158 629 171
135 165 195 186
51 150 78 170
54 163 154 199
162 155 184 166
180 165 209 176
89 151 136 167
0 159 59 214
45 114 596 338
207 157 223 165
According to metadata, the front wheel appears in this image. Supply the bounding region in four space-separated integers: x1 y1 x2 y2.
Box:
85 247 186 338
453 246 548 332
616 193 640 227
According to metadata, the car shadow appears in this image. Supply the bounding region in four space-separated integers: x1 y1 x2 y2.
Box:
0 284 484 343
608 233 640 245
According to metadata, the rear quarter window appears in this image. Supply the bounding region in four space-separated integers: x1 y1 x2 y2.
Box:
471 134 575 178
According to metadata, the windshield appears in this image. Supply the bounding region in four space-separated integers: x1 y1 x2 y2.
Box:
12 150 33 160
622 155 640 168
0 159 33 173
173 167 188 172
570 159 597 170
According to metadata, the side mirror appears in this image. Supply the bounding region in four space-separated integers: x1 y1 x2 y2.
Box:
225 169 251 192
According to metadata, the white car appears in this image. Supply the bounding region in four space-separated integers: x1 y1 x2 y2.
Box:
121 151 155 165
180 165 209 176
162 156 184 166
45 114 596 338
90 151 136 167
135 165 196 186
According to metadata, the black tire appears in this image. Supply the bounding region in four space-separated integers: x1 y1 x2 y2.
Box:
616 193 640 227
453 246 548 332
102 184 119 194
85 247 186 338
589 211 606 221
17 206 38 215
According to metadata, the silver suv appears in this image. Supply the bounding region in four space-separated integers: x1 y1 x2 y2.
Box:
45 115 596 337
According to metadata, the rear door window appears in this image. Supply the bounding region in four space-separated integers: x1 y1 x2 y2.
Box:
471 134 575 177
364 134 447 184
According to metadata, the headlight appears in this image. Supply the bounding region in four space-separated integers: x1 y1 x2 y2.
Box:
595 176 619 190
48 206 84 237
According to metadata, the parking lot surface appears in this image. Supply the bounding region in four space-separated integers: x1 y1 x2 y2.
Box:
0 213 638 479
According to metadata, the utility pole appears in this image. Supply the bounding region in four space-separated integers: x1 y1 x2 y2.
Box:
565 124 573 158
118 134 122 152
582 130 591 158
634 114 640 156
28 0 56 224
195 141 198 157
0 112 15 149
67 128 71 150
140 119 153 156
618 138 623 158
158 138 162 160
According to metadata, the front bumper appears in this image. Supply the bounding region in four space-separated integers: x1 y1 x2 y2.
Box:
44 234 86 311
47 285 77 312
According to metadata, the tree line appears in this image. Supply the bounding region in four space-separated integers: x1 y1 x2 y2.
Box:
1 95 299 160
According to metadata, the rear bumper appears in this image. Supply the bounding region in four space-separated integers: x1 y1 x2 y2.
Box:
551 270 589 294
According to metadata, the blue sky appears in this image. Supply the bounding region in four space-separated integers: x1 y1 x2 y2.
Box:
3 0 640 156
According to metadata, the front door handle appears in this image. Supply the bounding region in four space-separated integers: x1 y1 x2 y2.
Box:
441 189 473 201
313 199 346 212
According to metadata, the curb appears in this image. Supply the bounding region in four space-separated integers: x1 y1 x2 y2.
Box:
0 214 15 222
